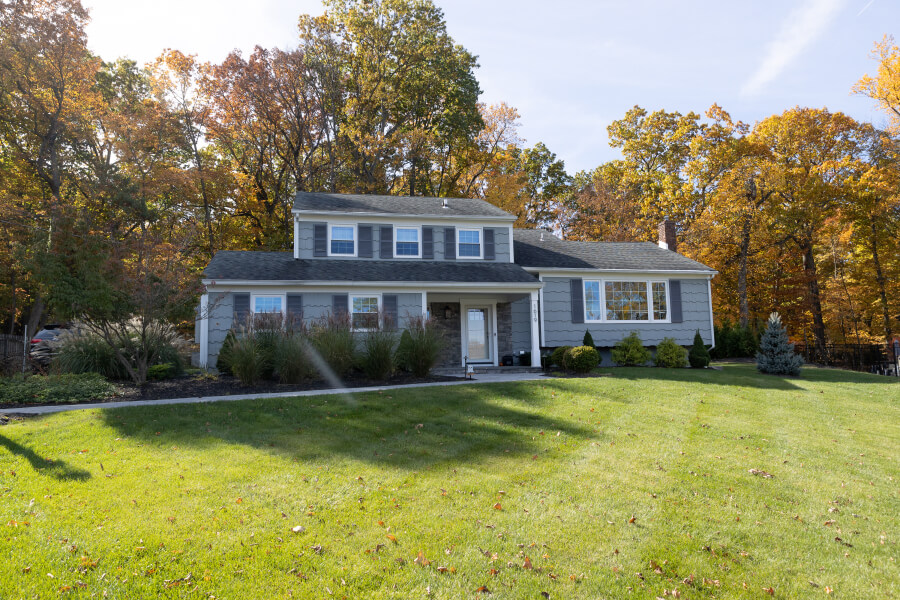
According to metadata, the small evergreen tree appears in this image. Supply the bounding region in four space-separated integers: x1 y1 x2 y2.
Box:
756 312 803 376
611 331 651 366
582 329 594 348
688 330 711 368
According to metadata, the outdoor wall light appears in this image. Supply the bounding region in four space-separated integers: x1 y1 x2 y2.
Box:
444 305 453 320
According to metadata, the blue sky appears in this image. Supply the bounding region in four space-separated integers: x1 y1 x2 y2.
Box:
84 0 894 174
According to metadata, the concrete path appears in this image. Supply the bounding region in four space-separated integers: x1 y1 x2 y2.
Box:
2 372 548 416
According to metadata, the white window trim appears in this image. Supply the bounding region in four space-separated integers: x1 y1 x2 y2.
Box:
394 225 422 259
250 293 287 315
583 279 671 324
350 293 382 332
456 227 484 260
327 223 357 257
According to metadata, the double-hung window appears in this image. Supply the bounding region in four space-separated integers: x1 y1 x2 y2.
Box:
252 294 285 328
583 280 669 322
351 295 379 330
457 228 482 258
395 227 420 257
330 225 355 256
253 295 284 314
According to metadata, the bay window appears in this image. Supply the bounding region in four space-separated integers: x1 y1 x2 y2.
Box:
583 280 669 322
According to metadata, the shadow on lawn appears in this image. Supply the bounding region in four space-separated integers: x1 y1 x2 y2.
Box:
603 363 805 390
0 434 91 481
99 382 592 468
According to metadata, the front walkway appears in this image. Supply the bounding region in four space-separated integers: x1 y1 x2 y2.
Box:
3 372 547 416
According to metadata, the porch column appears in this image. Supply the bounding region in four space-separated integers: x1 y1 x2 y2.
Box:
199 293 209 369
530 290 540 365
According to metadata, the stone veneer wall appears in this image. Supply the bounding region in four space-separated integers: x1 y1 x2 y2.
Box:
430 302 461 367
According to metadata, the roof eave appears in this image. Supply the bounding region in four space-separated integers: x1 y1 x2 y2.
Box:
202 279 543 289
520 266 718 277
291 208 517 222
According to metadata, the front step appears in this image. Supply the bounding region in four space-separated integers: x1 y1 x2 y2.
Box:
433 366 544 377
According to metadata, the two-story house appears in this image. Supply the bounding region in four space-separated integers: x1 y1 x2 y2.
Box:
195 192 717 369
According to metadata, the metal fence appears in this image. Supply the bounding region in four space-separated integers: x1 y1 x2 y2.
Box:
793 343 898 376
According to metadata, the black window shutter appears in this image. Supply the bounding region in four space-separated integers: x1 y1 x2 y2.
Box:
313 224 327 257
484 228 495 260
422 227 434 259
332 294 349 317
383 294 398 328
570 278 584 324
443 227 456 260
286 294 303 318
669 280 683 323
358 225 373 258
233 293 250 326
380 226 393 259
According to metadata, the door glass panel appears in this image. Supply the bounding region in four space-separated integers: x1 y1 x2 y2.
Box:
466 308 489 360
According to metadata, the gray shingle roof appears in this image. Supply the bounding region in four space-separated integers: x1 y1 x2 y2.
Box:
204 252 541 284
293 192 515 219
513 229 715 272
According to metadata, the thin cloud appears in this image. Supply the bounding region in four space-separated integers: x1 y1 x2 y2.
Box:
741 0 846 96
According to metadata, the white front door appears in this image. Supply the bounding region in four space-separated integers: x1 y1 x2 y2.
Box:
462 304 495 364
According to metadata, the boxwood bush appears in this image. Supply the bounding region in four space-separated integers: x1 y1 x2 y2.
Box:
551 346 573 370
654 337 688 368
611 331 652 366
566 345 600 373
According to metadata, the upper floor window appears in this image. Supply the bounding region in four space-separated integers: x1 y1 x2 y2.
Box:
395 227 420 257
583 280 669 323
458 228 482 259
330 225 355 256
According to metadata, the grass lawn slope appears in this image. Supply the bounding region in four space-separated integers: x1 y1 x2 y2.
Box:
1 364 897 598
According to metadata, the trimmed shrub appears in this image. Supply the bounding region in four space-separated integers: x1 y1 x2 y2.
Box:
309 312 356 378
551 346 573 370
611 331 651 366
272 334 314 384
0 373 116 404
147 363 177 380
399 316 442 378
688 330 711 368
582 330 595 348
654 337 688 368
360 328 398 380
566 345 600 373
228 336 266 385
216 330 237 375
756 312 803 376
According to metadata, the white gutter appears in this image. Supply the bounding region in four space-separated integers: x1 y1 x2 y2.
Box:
708 279 716 350
202 279 543 291
523 267 718 277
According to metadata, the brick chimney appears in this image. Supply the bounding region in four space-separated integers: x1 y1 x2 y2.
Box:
658 220 677 252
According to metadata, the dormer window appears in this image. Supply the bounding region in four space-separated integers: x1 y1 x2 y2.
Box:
395 227 421 257
329 225 355 256
457 228 482 259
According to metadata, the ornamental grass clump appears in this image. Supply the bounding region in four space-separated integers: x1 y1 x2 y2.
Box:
272 334 315 384
756 312 803 376
228 335 266 385
396 316 442 377
566 345 600 373
611 331 652 366
360 326 398 380
310 312 356 378
654 337 688 368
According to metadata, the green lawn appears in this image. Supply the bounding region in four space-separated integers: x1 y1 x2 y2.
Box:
1 364 897 599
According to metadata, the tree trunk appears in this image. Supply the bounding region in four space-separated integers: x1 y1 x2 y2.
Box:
801 240 827 360
26 294 44 337
870 220 893 356
737 214 752 328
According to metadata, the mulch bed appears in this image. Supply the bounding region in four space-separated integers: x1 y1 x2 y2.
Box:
0 372 463 409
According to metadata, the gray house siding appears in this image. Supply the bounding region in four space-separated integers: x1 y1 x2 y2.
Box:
207 291 233 368
297 221 511 263
541 277 712 347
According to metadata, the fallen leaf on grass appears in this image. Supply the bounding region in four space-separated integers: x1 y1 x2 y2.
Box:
749 469 773 478
628 515 636 524
475 586 491 594
493 503 502 510
414 551 430 566
523 556 533 570
291 526 305 534
762 587 774 595
386 534 397 544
